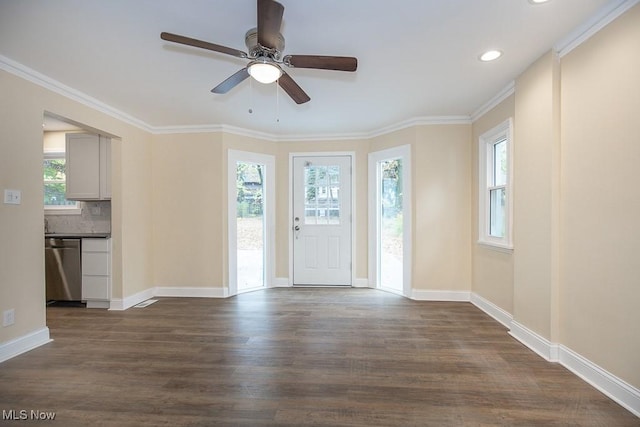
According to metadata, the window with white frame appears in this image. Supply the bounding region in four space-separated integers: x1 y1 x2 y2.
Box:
44 152 80 213
478 118 513 249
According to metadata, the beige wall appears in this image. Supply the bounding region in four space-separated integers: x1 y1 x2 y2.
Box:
0 72 48 344
471 95 515 313
0 70 154 344
513 51 561 340
151 132 225 288
559 3 640 388
413 125 471 291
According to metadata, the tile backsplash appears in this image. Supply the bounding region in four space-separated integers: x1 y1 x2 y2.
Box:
45 201 111 234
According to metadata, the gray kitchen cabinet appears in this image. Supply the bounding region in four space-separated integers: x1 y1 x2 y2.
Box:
66 133 111 200
99 136 111 199
82 238 111 308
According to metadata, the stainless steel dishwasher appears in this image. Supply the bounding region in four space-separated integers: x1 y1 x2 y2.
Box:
45 238 82 301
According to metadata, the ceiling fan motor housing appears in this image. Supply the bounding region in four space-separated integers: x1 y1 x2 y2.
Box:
245 27 284 60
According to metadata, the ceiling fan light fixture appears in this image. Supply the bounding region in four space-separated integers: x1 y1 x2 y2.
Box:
248 61 282 84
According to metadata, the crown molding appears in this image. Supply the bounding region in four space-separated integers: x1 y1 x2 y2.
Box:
151 124 224 135
154 116 472 142
269 130 369 142
221 124 280 141
0 54 154 133
470 81 515 123
555 0 639 58
367 116 472 139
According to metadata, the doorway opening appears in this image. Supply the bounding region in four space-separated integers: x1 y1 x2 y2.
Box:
369 145 412 296
228 150 275 295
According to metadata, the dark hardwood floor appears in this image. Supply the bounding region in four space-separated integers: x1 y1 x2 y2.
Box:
0 288 637 426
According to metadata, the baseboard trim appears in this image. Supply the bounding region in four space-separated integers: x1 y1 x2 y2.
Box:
508 320 559 362
86 300 110 309
352 278 370 288
155 287 229 298
0 327 52 364
109 287 155 311
559 345 640 418
411 290 471 302
471 294 638 417
111 286 230 310
270 277 291 288
470 293 513 329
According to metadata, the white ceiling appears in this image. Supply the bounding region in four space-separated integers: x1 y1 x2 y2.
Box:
0 0 620 138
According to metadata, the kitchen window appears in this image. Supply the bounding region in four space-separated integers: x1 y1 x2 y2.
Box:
44 152 80 214
478 118 513 250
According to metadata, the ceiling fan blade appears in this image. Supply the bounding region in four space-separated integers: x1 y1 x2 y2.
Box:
161 32 247 59
257 0 284 49
278 72 310 105
211 68 250 94
283 55 358 72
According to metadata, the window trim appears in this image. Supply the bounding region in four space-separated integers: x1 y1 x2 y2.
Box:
478 118 513 250
43 151 81 215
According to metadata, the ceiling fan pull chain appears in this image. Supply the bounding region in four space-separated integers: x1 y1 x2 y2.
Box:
248 77 254 114
276 78 280 123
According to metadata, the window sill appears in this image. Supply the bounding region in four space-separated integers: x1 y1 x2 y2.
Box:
477 240 513 254
45 207 82 216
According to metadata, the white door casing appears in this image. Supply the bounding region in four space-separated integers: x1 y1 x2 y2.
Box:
292 155 352 286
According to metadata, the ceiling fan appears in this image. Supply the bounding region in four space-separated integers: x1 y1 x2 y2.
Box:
160 0 358 105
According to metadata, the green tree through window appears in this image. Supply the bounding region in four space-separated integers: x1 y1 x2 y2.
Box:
43 156 76 207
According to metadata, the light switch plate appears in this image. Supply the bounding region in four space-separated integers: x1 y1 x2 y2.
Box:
3 189 21 205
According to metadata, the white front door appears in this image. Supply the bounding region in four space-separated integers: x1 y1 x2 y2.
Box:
292 156 352 286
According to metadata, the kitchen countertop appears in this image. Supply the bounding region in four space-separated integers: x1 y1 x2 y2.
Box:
45 233 111 239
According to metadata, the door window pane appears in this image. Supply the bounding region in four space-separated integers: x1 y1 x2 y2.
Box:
304 165 340 225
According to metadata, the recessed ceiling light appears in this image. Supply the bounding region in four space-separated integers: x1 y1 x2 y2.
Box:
528 0 551 4
479 50 503 62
